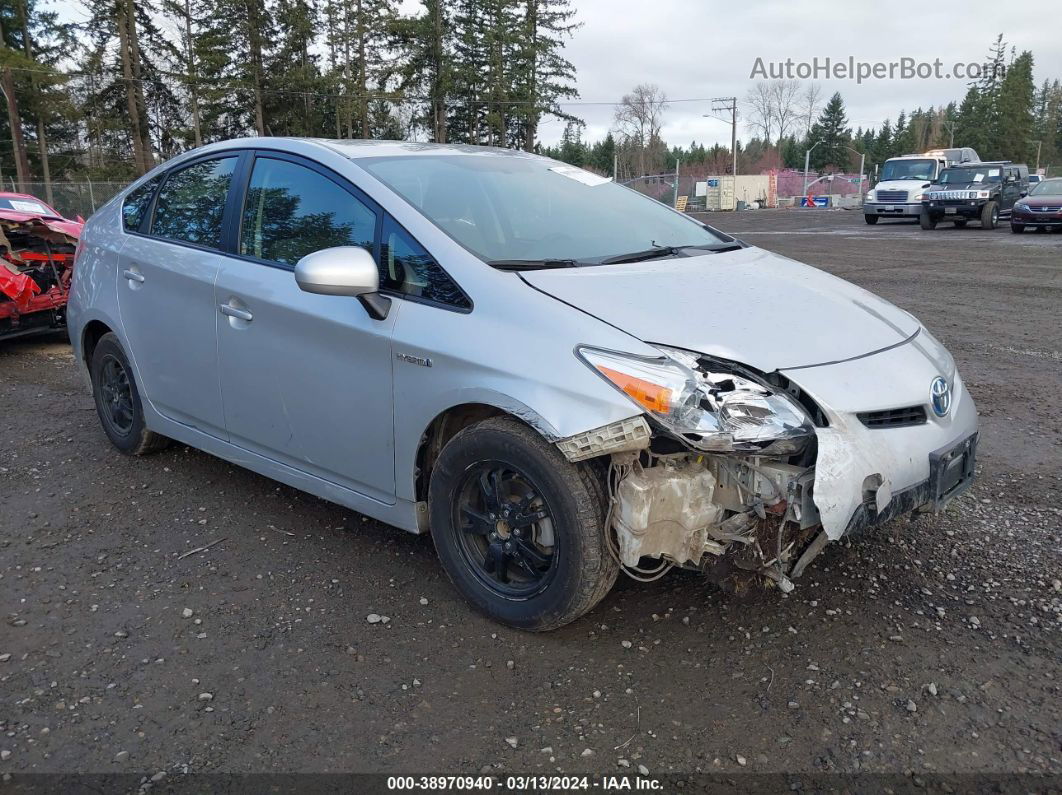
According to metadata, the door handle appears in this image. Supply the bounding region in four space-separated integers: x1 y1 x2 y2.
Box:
220 304 253 322
122 269 145 283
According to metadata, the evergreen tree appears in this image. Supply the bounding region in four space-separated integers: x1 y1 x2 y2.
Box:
512 0 580 151
395 0 452 142
808 92 850 170
995 50 1035 164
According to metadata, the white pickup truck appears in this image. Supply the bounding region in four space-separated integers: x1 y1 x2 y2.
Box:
864 148 979 224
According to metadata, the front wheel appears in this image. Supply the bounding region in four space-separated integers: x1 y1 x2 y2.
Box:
981 201 999 229
90 333 170 455
864 214 879 225
428 417 618 631
919 210 937 230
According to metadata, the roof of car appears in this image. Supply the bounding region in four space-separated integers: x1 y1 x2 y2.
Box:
311 139 539 161
0 191 49 201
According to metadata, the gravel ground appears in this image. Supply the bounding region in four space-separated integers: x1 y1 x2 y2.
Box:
1 208 1059 782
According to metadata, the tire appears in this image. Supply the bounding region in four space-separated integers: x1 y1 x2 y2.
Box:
863 214 879 225
953 219 968 228
1011 223 1025 233
981 201 999 229
89 332 170 456
428 417 618 631
919 209 937 230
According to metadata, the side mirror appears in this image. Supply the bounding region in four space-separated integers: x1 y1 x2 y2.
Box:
1020 190 1028 197
294 246 390 320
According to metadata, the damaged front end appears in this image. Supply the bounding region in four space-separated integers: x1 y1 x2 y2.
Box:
0 208 81 342
558 345 890 593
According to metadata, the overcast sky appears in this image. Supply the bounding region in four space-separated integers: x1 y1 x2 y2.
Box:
539 0 1061 147
48 0 1058 149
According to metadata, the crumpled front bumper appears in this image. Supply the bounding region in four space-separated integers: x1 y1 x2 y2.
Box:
781 337 979 540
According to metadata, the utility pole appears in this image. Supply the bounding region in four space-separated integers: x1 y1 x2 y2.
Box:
1032 140 1042 172
708 97 737 176
672 159 680 207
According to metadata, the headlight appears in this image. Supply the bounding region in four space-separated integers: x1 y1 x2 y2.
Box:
576 346 814 455
912 192 924 201
865 191 875 201
977 190 990 199
1015 201 1028 210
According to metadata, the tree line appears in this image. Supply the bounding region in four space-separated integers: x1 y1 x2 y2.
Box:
0 0 580 192
0 12 1057 203
547 36 1060 182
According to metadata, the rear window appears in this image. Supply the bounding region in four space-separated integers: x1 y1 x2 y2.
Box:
122 177 160 232
0 197 52 215
151 157 237 249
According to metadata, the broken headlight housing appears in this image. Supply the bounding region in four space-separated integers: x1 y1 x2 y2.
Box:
577 345 814 456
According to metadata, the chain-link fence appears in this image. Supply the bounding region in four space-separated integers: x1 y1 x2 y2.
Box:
5 181 128 220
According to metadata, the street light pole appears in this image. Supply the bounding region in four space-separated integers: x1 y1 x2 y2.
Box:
803 140 823 198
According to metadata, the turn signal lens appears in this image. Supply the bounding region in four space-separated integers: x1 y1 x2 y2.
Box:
597 366 672 413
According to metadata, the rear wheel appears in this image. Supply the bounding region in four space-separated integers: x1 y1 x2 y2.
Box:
863 214 879 225
428 417 618 631
1011 223 1025 233
919 209 937 230
981 201 999 229
90 333 170 455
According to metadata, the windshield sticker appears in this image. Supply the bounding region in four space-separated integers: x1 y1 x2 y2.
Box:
972 174 984 183
549 165 611 187
8 200 48 214
987 168 1000 177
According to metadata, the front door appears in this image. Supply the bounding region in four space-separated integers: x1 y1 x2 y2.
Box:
214 153 398 502
1000 168 1022 213
117 155 240 437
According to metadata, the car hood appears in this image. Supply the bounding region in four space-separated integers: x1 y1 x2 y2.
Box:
874 179 931 193
0 209 83 238
927 182 991 191
1021 196 1062 206
520 246 920 372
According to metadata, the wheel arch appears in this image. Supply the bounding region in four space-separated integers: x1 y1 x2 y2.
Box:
81 319 115 368
412 401 559 506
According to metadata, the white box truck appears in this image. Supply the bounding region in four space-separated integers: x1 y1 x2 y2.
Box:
863 148 979 224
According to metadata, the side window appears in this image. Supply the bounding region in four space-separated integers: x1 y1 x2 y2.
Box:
239 157 376 266
122 176 160 232
381 215 470 310
151 157 237 248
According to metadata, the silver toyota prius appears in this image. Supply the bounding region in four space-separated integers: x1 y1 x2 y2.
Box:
68 139 978 630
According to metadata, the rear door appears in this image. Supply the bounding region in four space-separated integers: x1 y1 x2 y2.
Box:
117 154 243 437
213 152 398 502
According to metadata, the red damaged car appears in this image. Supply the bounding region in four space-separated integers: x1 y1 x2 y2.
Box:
0 192 83 341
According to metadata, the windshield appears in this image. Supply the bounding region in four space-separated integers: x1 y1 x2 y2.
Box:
938 167 1002 185
0 197 54 215
1030 178 1062 196
880 159 935 181
359 154 724 262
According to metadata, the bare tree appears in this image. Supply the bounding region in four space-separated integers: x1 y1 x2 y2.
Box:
744 79 800 146
613 83 668 177
770 79 801 141
743 82 774 144
798 82 823 138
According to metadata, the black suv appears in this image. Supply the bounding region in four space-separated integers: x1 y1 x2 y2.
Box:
920 162 1029 230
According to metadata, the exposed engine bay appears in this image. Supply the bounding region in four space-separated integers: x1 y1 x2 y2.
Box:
559 348 908 593
0 212 79 341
